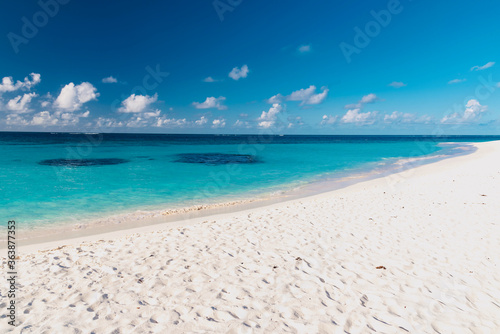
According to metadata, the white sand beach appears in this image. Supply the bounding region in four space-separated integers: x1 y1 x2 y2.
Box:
2 140 500 333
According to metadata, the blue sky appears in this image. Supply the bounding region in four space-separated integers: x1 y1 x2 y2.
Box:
0 0 499 134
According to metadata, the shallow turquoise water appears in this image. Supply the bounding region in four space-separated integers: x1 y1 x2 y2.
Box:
1 133 497 230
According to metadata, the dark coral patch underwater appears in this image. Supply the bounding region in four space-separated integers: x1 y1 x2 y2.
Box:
38 158 129 167
174 153 259 166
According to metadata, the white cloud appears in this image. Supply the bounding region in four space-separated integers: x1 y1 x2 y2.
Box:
125 113 186 128
124 118 142 128
267 93 284 104
471 62 495 71
388 81 406 88
195 116 208 126
5 114 29 126
7 109 90 127
118 93 158 113
212 119 226 128
6 93 37 113
448 78 466 84
258 103 283 128
143 109 161 118
0 73 41 94
288 85 315 101
339 94 381 125
287 85 329 105
55 82 99 111
342 108 377 125
383 111 422 123
203 77 216 82
298 45 311 53
257 121 273 129
102 76 118 83
94 117 124 128
320 114 338 125
234 120 251 128
228 65 249 80
155 117 188 128
360 93 377 104
345 93 378 109
441 99 487 123
306 88 329 105
192 96 227 110
462 99 487 120
58 110 90 126
0 73 41 95
31 111 58 126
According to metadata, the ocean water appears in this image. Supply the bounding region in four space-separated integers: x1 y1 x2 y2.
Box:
1 132 498 232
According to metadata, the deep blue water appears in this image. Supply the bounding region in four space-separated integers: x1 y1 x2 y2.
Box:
1 132 499 230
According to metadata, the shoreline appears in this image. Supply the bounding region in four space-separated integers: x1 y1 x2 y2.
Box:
4 140 474 249
14 140 478 252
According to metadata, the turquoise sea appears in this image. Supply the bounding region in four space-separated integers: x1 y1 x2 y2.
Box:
1 132 498 234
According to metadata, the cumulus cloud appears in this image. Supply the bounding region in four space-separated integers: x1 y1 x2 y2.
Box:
258 103 283 128
0 73 41 94
360 93 377 104
142 109 161 118
287 85 329 105
116 113 191 129
267 94 284 104
192 96 227 110
155 117 188 128
320 114 338 125
388 81 406 88
6 93 37 113
94 117 124 128
471 62 495 71
288 85 315 101
30 111 59 126
55 82 99 111
448 78 466 84
441 99 487 123
102 76 118 83
124 116 150 128
298 45 311 53
228 65 249 80
4 114 29 126
212 119 226 128
7 110 90 127
342 108 377 125
195 116 208 126
118 93 158 113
